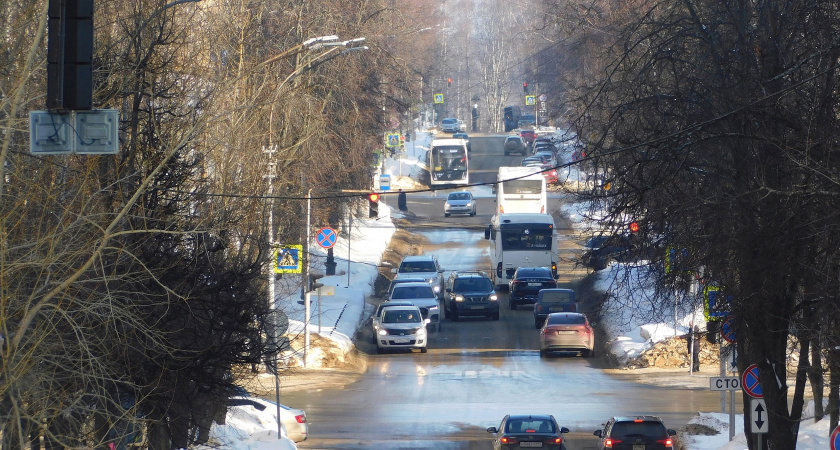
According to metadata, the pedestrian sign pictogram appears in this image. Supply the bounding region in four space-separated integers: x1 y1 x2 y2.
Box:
316 228 338 249
525 95 535 105
742 364 763 398
434 93 444 104
385 132 400 148
830 425 840 450
274 245 302 273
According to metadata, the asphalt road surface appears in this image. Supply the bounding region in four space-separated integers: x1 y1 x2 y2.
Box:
282 136 724 449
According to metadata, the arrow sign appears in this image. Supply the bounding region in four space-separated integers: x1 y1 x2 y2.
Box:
750 399 768 434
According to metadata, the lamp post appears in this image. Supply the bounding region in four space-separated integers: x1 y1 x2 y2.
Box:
262 35 367 436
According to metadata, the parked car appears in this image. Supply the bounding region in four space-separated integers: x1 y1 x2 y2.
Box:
539 312 594 357
517 114 536 128
392 255 445 299
508 267 557 310
581 233 638 270
371 301 416 341
440 117 461 133
594 416 677 450
228 393 308 443
444 191 476 217
533 150 557 167
486 414 570 450
388 281 441 331
504 135 527 156
522 154 550 166
375 305 429 353
519 129 537 145
533 288 576 328
444 270 499 321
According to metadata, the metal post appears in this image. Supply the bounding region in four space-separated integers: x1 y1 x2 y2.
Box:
347 211 352 287
262 146 282 439
304 188 312 367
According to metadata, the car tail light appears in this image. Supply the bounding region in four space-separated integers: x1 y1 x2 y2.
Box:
500 436 518 444
604 438 620 448
540 205 545 213
658 438 673 447
545 437 563 444
295 414 306 424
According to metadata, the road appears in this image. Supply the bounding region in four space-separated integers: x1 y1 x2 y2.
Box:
283 136 724 449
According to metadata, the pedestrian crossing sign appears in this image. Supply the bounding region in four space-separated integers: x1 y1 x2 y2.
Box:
385 132 400 148
434 93 444 104
525 95 536 105
274 245 302 273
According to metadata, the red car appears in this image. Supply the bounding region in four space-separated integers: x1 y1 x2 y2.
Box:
519 129 537 145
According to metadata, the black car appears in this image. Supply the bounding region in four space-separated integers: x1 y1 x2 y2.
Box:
487 414 570 450
580 234 638 270
444 270 499 321
593 416 677 450
508 267 557 310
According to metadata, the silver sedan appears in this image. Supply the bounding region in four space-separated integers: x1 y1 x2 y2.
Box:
444 191 476 217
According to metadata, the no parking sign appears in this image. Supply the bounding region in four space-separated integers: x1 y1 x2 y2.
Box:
831 425 840 450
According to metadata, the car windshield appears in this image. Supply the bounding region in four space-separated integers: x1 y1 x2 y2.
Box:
400 261 436 272
391 285 434 299
505 418 555 433
547 314 586 325
448 193 470 201
610 421 667 438
540 291 573 304
382 310 421 324
453 278 493 291
585 236 608 249
442 119 456 124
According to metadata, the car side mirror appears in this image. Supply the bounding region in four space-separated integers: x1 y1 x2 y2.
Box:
560 427 570 434
486 427 498 434
593 430 602 437
485 227 491 240
424 318 431 324
668 429 677 436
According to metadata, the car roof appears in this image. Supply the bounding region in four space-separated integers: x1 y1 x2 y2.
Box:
447 191 471 195
610 415 665 423
381 305 421 312
515 267 552 274
377 301 416 310
507 414 554 421
390 277 426 283
451 270 489 278
393 281 435 288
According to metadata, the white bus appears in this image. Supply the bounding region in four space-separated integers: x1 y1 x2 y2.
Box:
484 213 558 289
495 166 547 215
429 138 469 186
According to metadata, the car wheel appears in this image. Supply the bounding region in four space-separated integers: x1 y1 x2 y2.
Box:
451 310 458 321
437 322 441 332
376 346 384 354
540 349 546 358
535 319 541 329
492 312 500 320
581 349 591 358
470 211 476 217
508 300 516 310
444 213 450 218
420 347 428 353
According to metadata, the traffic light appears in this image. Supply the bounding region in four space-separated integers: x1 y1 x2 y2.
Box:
706 321 718 344
447 77 452 86
523 83 529 94
368 192 379 218
47 0 94 110
629 222 639 233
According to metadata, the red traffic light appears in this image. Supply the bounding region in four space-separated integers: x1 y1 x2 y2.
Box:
629 222 639 233
369 192 379 202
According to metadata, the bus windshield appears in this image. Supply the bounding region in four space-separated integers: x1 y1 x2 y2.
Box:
500 227 553 250
432 146 467 171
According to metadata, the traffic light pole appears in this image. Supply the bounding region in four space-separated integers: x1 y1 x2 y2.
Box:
303 188 312 367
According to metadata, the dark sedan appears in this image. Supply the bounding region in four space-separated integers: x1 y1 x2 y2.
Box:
487 414 570 450
508 267 557 310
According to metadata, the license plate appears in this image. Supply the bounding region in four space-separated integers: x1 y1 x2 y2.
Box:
519 443 542 448
633 445 645 450
528 282 542 286
394 338 409 343
470 306 484 310
557 330 576 335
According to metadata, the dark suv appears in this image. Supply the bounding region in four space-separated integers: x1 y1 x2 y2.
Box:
444 271 499 321
508 267 557 310
593 416 677 450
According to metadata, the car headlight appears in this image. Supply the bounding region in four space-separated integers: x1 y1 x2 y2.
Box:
378 329 388 336
489 294 498 301
465 202 472 207
433 285 441 293
455 295 464 302
416 327 427 336
445 204 451 210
